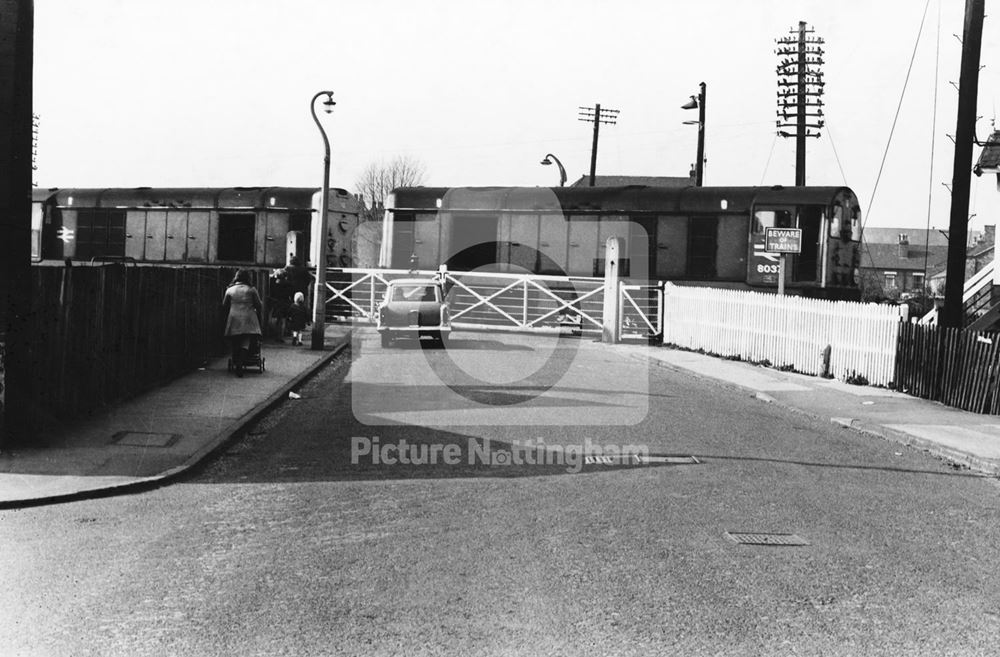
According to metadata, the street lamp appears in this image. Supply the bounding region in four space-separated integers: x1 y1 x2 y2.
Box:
681 82 706 186
540 153 567 186
310 90 336 351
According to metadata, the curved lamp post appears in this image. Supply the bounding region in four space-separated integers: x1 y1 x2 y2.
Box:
310 90 336 351
681 82 706 186
540 153 567 187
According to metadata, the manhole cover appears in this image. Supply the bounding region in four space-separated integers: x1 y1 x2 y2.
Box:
725 532 809 546
583 454 700 466
111 431 180 448
640 455 700 465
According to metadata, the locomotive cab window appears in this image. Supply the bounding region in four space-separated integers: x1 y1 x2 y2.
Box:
752 209 793 233
831 205 844 238
217 213 256 262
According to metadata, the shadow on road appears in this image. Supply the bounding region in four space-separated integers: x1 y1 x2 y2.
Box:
379 337 536 351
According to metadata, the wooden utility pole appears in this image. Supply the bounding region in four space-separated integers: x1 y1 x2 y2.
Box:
0 0 35 448
795 21 807 186
681 83 707 186
942 0 985 328
589 103 601 187
776 21 825 186
578 104 619 187
695 82 706 186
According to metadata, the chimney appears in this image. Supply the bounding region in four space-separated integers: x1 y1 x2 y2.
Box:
898 233 909 258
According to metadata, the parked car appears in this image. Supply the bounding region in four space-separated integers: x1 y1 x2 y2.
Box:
376 277 451 347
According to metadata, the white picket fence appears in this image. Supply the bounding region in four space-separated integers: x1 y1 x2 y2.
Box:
661 284 908 386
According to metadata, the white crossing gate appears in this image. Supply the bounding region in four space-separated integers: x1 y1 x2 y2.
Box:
619 283 663 341
322 268 607 334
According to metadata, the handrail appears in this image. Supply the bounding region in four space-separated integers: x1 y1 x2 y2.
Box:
920 260 996 325
962 260 994 303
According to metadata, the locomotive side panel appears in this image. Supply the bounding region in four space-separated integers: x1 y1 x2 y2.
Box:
716 215 750 280
145 211 168 261
125 211 146 260
655 216 688 279
567 215 599 276
264 211 289 265
165 211 188 261
538 214 569 275
414 212 441 269
187 211 210 262
506 213 540 273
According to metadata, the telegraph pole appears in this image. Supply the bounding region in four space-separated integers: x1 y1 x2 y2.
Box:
0 0 35 447
578 104 620 186
942 0 985 328
776 21 825 186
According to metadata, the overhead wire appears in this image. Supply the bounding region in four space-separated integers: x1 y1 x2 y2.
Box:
923 0 942 293
758 132 778 185
825 121 850 186
859 0 932 298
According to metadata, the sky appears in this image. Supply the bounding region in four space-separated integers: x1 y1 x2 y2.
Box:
31 0 1000 233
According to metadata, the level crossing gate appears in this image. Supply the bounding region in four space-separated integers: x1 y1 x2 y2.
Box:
319 268 662 340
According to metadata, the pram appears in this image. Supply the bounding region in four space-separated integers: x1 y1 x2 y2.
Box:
227 336 266 374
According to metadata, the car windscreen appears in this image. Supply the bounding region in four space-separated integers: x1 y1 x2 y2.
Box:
390 284 438 302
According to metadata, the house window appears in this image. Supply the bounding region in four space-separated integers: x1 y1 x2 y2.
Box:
912 272 925 292
884 272 897 289
217 213 256 262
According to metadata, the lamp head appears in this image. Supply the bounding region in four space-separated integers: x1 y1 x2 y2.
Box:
681 95 699 110
322 92 336 114
540 155 553 166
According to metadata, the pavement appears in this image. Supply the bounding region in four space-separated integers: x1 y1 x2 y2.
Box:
609 342 1000 477
0 325 352 507
2 325 999 507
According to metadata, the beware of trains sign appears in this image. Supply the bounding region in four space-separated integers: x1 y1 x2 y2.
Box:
764 227 802 254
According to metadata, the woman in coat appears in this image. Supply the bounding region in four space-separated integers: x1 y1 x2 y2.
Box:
223 269 263 377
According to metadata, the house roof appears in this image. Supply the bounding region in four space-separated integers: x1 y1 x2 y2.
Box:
860 242 950 272
569 174 694 188
862 227 950 247
974 130 1000 174
968 242 995 259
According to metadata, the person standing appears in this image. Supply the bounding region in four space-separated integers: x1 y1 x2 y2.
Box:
268 255 312 342
287 291 309 346
223 269 263 377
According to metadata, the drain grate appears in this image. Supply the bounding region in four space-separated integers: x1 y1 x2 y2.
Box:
111 431 180 448
725 532 810 546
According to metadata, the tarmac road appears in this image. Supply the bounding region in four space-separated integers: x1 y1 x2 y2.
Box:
3 329 1000 656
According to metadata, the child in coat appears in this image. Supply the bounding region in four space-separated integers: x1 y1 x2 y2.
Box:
287 292 309 346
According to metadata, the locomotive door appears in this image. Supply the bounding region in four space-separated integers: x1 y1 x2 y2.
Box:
144 211 168 261
265 213 289 266
165 211 188 261
791 206 821 282
125 211 147 260
186 211 210 262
